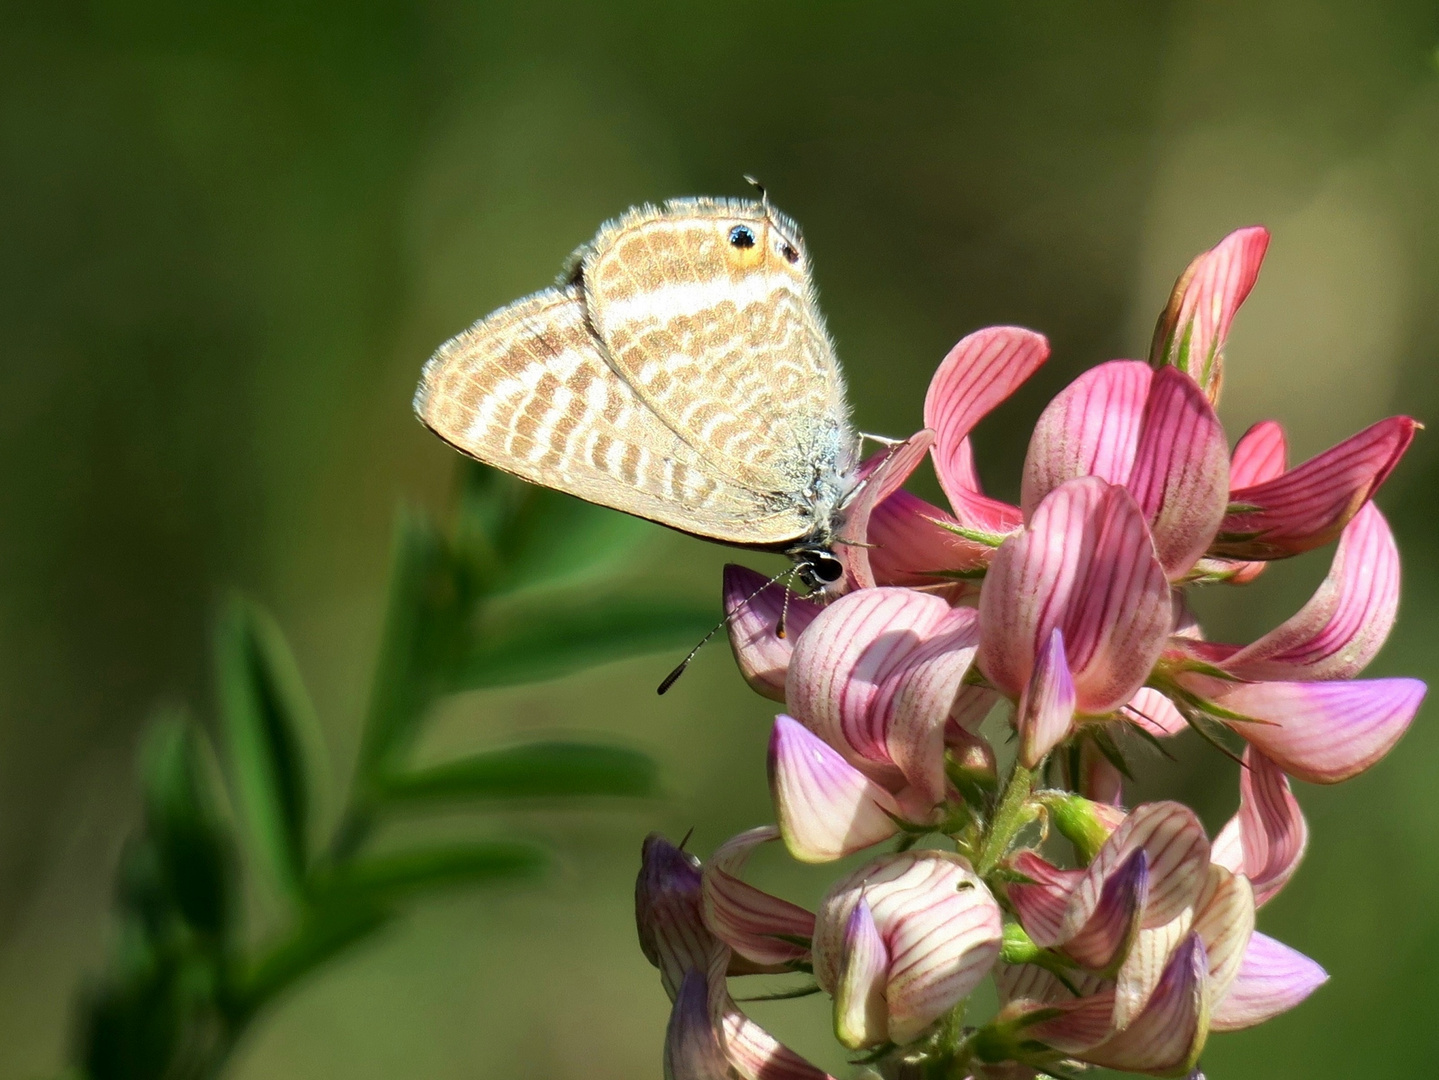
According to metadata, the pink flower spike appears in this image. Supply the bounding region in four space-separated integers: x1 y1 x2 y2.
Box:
924 325 1050 524
665 969 731 1080
1124 366 1230 578
1212 416 1417 561
636 834 715 999
833 899 890 1049
1190 676 1427 784
1211 750 1307 908
841 430 935 589
702 827 815 967
1220 503 1399 682
1017 629 1078 768
1209 931 1328 1032
768 716 904 862
723 564 821 702
786 588 980 803
1150 226 1271 406
1021 360 1153 512
978 477 1172 715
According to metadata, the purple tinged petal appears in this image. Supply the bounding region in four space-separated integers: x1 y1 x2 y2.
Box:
723 564 820 702
1017 629 1077 768
665 969 731 1080
924 326 1050 520
840 430 935 590
1064 849 1149 971
706 948 840 1080
1008 851 1084 945
815 852 1003 1046
637 834 717 999
1212 416 1417 561
1125 366 1230 578
1021 360 1153 513
787 588 979 803
1210 749 1307 908
1209 932 1328 1032
1150 226 1270 405
1114 912 1194 1031
1221 503 1399 681
833 899 890 1049
1191 676 1428 784
768 716 903 863
1191 865 1255 1006
1085 933 1208 1074
702 826 815 967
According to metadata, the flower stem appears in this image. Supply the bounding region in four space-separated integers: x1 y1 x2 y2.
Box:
977 763 1035 876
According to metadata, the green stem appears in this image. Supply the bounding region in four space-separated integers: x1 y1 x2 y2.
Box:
976 763 1035 876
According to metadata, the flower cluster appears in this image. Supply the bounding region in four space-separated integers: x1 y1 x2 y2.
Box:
635 228 1425 1078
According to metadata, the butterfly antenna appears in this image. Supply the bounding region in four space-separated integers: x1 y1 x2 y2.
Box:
656 566 796 695
743 174 769 210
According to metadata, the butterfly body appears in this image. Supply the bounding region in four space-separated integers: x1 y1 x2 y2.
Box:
415 196 858 588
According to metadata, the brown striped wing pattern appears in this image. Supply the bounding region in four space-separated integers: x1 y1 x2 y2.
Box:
414 283 816 545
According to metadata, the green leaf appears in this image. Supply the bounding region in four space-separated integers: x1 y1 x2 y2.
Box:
316 842 547 902
449 593 717 690
138 709 235 941
353 510 458 783
456 463 650 593
378 741 659 804
236 901 393 1017
215 596 324 897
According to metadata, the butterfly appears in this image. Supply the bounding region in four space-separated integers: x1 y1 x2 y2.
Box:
414 192 912 592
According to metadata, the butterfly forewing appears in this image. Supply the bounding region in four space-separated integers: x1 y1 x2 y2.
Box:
578 198 853 499
415 284 812 545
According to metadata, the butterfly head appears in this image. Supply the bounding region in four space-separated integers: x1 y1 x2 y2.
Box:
791 545 845 592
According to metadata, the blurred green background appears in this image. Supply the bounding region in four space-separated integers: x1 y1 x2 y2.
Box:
2 1 1438 1076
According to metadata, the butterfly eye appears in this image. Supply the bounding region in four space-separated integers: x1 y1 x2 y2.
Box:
780 242 800 264
728 225 756 248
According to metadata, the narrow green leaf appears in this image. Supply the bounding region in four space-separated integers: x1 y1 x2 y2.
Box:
236 902 393 1016
215 597 324 897
316 842 547 902
449 594 717 690
378 741 659 804
139 709 235 941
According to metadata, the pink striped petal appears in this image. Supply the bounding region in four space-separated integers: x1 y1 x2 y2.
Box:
702 826 815 967
1209 932 1327 1032
1229 420 1289 490
723 564 820 701
840 430 935 589
1023 986 1120 1054
666 968 731 1080
867 489 993 588
1084 933 1208 1074
1221 503 1399 682
815 852 1003 1046
768 716 903 863
951 685 1001 732
637 834 717 999
1114 909 1194 1030
1211 749 1307 908
924 326 1050 519
1021 360 1153 513
978 477 1172 714
1078 738 1126 805
1192 865 1255 1006
1149 226 1270 405
787 588 980 802
1212 416 1417 561
1008 851 1083 945
1017 629 1077 768
1063 803 1209 944
1125 366 1230 578
833 899 890 1049
706 948 839 1080
1124 687 1188 738
1064 849 1149 971
1190 676 1427 784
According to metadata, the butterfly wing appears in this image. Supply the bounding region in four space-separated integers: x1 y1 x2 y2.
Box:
576 198 854 501
415 284 812 545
